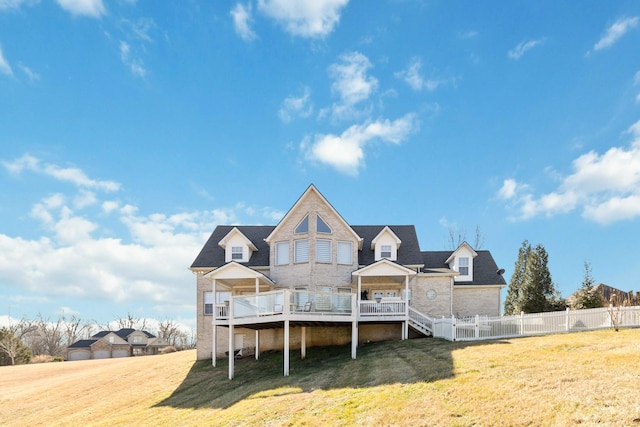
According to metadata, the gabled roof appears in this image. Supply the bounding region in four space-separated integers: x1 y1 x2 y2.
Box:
423 250 506 286
353 258 418 277
370 226 402 250
264 184 362 247
218 227 258 251
445 241 478 264
352 225 423 266
191 225 275 268
203 261 276 285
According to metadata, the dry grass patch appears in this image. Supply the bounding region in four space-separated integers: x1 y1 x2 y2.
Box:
1 330 640 426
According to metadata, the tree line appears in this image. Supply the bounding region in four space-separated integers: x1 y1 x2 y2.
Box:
0 313 196 366
504 240 639 316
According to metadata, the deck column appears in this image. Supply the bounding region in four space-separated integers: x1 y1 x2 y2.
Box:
255 330 260 360
284 320 290 376
212 278 217 367
228 324 234 380
351 320 358 359
301 327 306 360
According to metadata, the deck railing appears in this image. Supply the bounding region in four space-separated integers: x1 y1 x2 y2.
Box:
359 299 406 317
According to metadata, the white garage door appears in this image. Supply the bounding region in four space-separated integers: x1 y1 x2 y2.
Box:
68 350 91 361
93 350 111 359
112 349 130 358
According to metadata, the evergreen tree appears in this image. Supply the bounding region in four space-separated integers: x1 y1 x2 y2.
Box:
504 240 530 315
572 262 603 309
504 241 564 314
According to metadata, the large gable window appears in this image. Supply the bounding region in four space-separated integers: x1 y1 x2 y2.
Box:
316 239 331 263
459 257 469 275
317 215 332 234
294 239 309 263
295 215 309 234
337 241 352 265
275 241 289 265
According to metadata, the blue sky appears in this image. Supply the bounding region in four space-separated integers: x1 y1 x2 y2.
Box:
1 0 640 331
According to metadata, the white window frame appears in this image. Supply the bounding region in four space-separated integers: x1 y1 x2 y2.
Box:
294 239 309 263
337 241 352 265
316 239 332 263
381 245 392 259
459 257 469 276
204 291 214 315
275 241 289 265
231 246 243 261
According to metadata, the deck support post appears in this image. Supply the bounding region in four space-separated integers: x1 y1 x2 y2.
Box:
255 330 260 360
301 327 306 360
284 320 290 376
228 324 234 380
212 279 217 367
351 320 358 359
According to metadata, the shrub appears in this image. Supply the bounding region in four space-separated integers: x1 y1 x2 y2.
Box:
160 346 177 354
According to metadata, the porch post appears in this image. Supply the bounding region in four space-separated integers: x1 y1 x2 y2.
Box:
301 327 306 360
357 276 362 318
284 320 290 376
404 274 410 340
352 290 358 358
228 298 234 380
255 277 259 294
212 278 217 367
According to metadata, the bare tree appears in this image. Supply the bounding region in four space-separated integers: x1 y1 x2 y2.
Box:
116 313 148 331
474 224 485 250
447 224 485 250
0 327 32 365
158 319 183 347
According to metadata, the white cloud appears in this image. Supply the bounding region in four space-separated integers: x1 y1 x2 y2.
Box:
508 38 545 60
56 0 106 18
119 40 146 77
2 153 120 191
231 2 257 42
394 57 456 91
592 16 639 52
499 120 640 224
634 70 640 85
257 0 349 38
302 113 417 175
0 42 13 76
18 63 40 81
278 86 313 122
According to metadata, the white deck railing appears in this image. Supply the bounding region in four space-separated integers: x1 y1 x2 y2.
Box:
359 299 406 317
433 306 640 341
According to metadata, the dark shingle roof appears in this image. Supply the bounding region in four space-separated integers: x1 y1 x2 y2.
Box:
190 225 275 268
91 331 109 338
422 250 506 286
115 328 135 338
351 225 424 266
68 339 97 348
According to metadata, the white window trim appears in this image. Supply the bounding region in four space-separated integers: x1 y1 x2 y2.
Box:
294 239 309 263
231 246 243 261
204 291 214 315
381 244 392 259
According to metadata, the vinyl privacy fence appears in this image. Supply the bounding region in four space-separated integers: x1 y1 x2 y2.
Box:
432 306 640 341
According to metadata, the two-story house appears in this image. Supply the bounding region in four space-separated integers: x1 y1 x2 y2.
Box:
191 185 506 377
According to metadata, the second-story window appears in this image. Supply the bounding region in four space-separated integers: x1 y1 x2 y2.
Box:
381 245 392 258
316 239 331 263
294 239 309 263
295 215 309 234
459 257 469 275
231 246 243 260
317 215 332 233
275 242 289 265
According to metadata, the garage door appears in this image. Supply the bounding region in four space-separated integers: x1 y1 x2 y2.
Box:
93 350 110 359
112 349 130 358
68 350 91 361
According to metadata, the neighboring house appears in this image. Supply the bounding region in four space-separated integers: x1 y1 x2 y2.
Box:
66 328 170 361
191 185 507 377
567 283 638 307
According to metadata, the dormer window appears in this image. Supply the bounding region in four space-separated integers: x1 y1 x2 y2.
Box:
381 245 392 259
295 215 309 234
459 257 469 275
317 215 331 234
231 246 243 260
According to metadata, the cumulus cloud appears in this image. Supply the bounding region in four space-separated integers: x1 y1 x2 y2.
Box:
0 42 13 76
257 0 349 38
2 153 120 191
394 57 457 91
302 113 417 175
508 38 545 60
498 120 640 224
278 86 313 122
592 16 638 52
56 0 106 18
231 2 257 41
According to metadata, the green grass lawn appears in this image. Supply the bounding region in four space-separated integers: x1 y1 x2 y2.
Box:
2 329 640 426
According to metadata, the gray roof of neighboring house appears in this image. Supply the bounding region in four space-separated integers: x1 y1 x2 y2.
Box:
422 250 507 286
68 339 97 349
90 328 156 340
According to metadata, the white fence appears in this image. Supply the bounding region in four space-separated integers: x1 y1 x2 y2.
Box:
433 306 640 341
